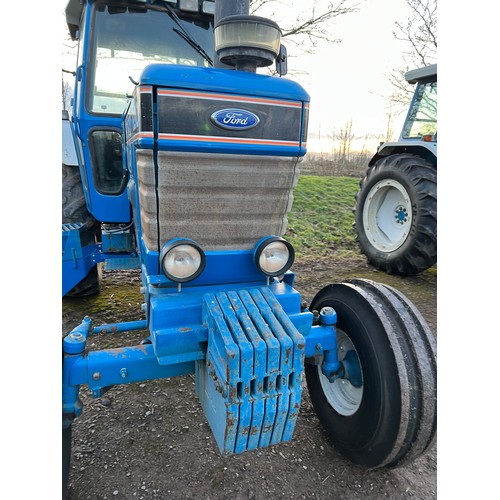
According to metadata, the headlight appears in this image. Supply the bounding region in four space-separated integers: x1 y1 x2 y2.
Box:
159 239 206 283
254 236 295 277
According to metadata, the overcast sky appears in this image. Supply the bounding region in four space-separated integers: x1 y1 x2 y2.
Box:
279 0 415 144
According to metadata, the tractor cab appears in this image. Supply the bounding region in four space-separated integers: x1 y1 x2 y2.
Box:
65 0 215 223
401 64 437 145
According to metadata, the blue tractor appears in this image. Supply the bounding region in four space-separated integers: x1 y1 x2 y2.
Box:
354 64 437 275
62 0 437 495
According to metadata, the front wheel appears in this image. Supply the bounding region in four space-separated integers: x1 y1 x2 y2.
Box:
305 279 436 468
354 154 437 275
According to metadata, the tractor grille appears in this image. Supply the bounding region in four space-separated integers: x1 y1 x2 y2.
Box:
136 150 300 251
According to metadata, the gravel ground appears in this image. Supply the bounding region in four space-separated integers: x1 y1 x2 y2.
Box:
62 256 437 499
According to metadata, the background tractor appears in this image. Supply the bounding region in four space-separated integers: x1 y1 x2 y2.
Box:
62 1 436 496
354 64 437 275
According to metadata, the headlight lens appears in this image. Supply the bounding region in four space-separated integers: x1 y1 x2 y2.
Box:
160 239 205 283
254 237 295 277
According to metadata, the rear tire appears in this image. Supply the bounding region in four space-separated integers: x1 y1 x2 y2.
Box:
305 278 436 468
354 154 436 275
62 163 100 296
62 424 72 497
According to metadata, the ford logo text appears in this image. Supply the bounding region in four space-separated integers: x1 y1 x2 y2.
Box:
211 109 260 131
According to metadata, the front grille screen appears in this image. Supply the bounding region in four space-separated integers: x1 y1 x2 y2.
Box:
136 150 300 251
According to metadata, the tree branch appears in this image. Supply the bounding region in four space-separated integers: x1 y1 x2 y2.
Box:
251 0 358 53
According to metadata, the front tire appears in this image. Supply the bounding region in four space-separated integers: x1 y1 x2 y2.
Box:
354 154 437 275
305 279 436 468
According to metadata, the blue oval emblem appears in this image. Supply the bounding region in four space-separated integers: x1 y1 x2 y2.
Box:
211 108 260 131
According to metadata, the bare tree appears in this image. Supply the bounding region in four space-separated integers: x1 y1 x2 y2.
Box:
394 0 437 66
62 79 72 110
336 120 354 163
385 112 395 143
328 120 355 166
389 0 437 106
251 0 359 55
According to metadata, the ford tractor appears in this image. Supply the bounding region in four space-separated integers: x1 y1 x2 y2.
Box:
353 64 437 275
62 1 437 496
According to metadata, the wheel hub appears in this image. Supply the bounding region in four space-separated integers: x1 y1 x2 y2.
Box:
318 329 363 416
395 206 409 225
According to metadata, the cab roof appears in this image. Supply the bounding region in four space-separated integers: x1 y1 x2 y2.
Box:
405 64 437 84
65 0 85 40
65 0 216 40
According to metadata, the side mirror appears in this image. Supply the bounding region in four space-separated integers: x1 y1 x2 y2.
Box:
276 44 287 76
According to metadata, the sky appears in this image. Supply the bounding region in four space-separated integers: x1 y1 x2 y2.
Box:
265 0 415 149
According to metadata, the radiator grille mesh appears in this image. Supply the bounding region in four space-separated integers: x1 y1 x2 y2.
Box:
137 150 300 251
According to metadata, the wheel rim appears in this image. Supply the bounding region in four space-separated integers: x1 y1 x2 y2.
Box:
318 329 363 416
362 179 412 252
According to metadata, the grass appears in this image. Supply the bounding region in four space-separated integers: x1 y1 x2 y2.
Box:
284 175 361 259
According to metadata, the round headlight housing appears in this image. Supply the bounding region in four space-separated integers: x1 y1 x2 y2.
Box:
254 236 295 277
159 239 206 283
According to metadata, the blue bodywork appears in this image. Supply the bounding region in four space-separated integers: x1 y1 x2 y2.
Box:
63 10 340 453
63 277 339 453
62 224 99 296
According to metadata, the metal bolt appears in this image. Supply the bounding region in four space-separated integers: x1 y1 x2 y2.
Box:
320 307 335 316
92 372 101 381
120 368 127 379
69 332 83 341
141 303 147 311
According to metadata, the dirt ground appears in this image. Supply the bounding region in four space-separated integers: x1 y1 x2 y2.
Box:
62 256 437 500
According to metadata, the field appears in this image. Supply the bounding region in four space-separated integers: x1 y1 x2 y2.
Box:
285 175 361 259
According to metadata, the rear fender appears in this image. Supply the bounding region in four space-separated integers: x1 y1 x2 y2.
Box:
369 143 437 168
